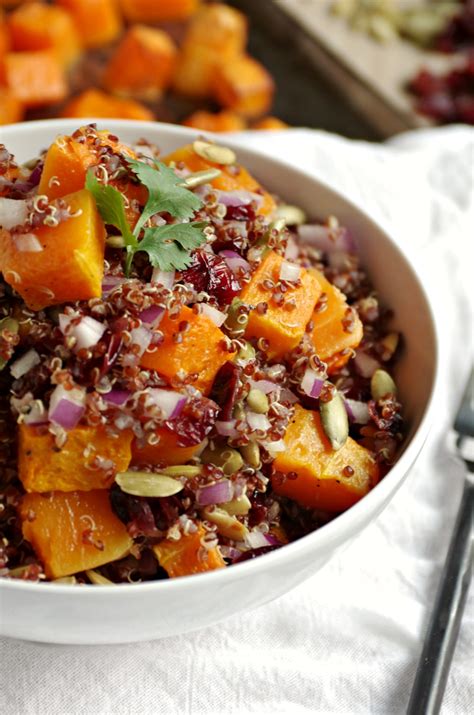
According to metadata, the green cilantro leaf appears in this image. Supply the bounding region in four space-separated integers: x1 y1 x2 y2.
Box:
127 159 202 235
136 223 207 272
85 171 137 252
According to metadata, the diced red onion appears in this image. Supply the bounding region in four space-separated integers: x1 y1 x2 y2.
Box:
284 236 299 260
196 479 233 506
298 224 354 254
221 546 243 560
23 400 48 426
148 388 187 420
219 250 251 276
0 198 28 230
215 420 239 438
151 268 175 290
216 190 263 208
248 379 277 394
104 389 131 407
279 388 299 404
344 398 370 425
59 314 106 351
199 303 226 327
264 533 280 546
262 438 286 455
139 305 164 328
246 530 272 549
301 367 325 398
10 348 40 379
279 260 301 283
354 350 380 378
48 384 86 430
130 326 152 356
102 275 125 295
328 251 351 271
225 220 248 239
13 233 43 253
247 412 271 432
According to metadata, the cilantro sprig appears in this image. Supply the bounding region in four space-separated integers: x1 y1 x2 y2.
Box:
86 158 206 276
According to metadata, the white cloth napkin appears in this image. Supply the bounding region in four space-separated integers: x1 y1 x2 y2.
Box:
1 126 473 715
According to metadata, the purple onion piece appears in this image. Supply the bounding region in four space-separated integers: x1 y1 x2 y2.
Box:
196 480 233 506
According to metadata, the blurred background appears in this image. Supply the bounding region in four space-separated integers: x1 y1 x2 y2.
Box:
0 0 472 138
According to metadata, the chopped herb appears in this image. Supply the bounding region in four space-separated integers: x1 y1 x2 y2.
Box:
137 223 208 272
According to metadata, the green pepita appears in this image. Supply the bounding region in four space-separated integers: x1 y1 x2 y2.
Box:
225 298 249 335
201 447 244 475
240 441 261 468
116 470 184 497
320 391 349 451
160 465 202 477
221 493 252 516
246 388 269 414
180 168 222 189
371 369 397 401
54 576 77 585
236 341 256 363
202 506 249 540
192 140 236 166
380 332 399 360
85 569 114 586
275 204 306 227
106 235 126 249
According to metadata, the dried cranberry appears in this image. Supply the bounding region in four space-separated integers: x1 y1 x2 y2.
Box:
101 332 123 375
151 495 182 531
210 362 241 421
166 394 219 447
109 485 158 536
181 249 241 305
234 545 279 562
225 203 257 221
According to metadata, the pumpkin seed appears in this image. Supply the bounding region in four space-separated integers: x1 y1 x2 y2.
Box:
236 341 256 363
0 317 19 370
201 447 244 475
275 204 306 226
116 470 184 497
160 465 202 477
202 506 249 540
180 168 222 189
233 401 246 421
246 388 269 414
192 140 236 166
221 493 252 516
320 391 349 451
54 576 77 585
380 332 399 360
85 569 114 586
106 235 125 249
369 14 397 42
7 565 32 578
240 441 261 468
371 369 397 401
225 298 249 334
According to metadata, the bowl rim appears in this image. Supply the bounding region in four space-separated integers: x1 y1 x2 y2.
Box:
0 118 441 595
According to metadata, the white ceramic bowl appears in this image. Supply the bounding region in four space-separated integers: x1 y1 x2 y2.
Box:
0 119 439 644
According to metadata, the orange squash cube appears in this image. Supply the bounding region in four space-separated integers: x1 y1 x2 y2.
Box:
173 4 246 98
132 427 203 467
103 25 177 100
62 88 154 121
182 109 246 133
0 188 106 310
213 55 274 119
252 116 289 130
119 0 200 23
311 270 363 373
20 490 132 578
0 87 24 124
1 51 67 107
18 424 133 493
272 405 379 512
140 306 234 395
153 524 225 579
163 143 275 217
56 0 122 48
0 10 9 59
7 2 81 67
240 251 321 360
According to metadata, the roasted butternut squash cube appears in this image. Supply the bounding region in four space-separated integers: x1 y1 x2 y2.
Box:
140 306 234 395
252 116 289 130
0 10 9 59
18 424 133 493
0 87 24 124
182 109 246 133
272 404 379 512
0 188 106 310
1 51 67 107
213 55 274 119
56 0 122 48
153 525 225 579
240 251 321 360
119 0 200 23
103 25 177 100
8 2 81 67
184 3 246 55
163 143 275 217
62 88 154 121
311 270 363 373
20 490 132 578
132 427 203 467
172 45 219 99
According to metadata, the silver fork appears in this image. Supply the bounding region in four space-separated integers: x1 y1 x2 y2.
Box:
407 367 474 715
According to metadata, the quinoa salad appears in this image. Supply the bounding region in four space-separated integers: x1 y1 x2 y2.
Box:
0 126 403 585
